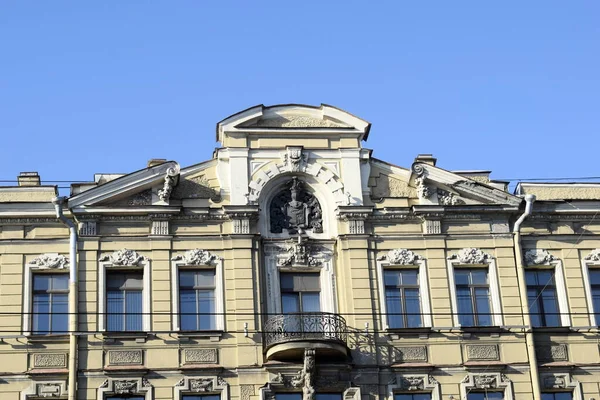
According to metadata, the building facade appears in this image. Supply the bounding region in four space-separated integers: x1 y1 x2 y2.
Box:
1 104 600 400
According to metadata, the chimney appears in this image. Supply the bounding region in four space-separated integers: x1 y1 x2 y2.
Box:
18 172 41 186
414 154 437 166
147 159 167 168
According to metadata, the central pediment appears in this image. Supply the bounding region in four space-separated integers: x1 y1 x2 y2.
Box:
217 104 371 149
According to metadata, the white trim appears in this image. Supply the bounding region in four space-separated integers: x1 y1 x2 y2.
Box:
388 373 440 400
170 251 225 331
376 255 432 329
460 373 514 400
21 379 67 399
174 376 229 400
581 251 600 326
98 377 153 400
98 252 151 332
540 373 583 400
446 251 503 327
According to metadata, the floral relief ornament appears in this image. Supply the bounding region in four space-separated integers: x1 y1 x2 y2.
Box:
99 249 148 266
172 249 218 265
585 249 600 262
378 249 422 265
29 253 69 269
449 248 492 264
524 249 556 265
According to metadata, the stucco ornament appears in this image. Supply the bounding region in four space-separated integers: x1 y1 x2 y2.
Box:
283 147 307 172
399 376 424 391
473 375 497 389
189 378 213 392
291 349 316 400
113 380 138 394
585 248 600 262
158 165 180 202
29 253 69 269
99 249 147 266
412 164 433 200
449 248 492 264
378 249 422 265
437 189 464 205
524 249 556 265
172 249 218 265
270 177 323 234
277 237 322 267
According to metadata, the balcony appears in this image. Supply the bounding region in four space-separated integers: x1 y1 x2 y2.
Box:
263 312 349 361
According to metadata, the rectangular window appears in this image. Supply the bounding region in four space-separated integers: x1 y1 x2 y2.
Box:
106 397 145 400
32 274 68 334
275 394 342 400
455 269 492 326
395 394 432 400
526 269 560 327
280 272 321 313
179 269 216 330
590 269 600 325
183 396 221 400
106 272 143 331
467 393 504 400
384 269 422 328
541 393 573 400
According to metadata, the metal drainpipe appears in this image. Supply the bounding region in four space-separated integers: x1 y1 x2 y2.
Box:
513 194 541 399
52 197 78 400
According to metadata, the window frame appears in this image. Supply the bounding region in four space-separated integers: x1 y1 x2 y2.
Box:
174 376 228 400
580 249 600 326
523 251 570 328
446 250 503 327
98 250 151 333
387 373 440 400
22 254 70 336
171 250 224 332
540 373 582 400
376 250 432 330
21 379 67 399
459 373 514 400
97 377 153 400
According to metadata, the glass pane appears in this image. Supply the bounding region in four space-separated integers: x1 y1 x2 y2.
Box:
316 395 343 400
467 394 485 400
455 270 470 285
386 288 403 328
475 287 492 326
125 291 142 331
385 270 401 286
590 270 600 285
195 270 215 287
456 287 474 326
123 273 143 289
282 293 300 313
525 270 538 286
486 393 504 400
294 274 320 291
280 273 295 291
405 288 422 328
51 293 68 333
471 269 488 284
541 289 560 326
32 293 50 334
180 290 197 331
301 292 321 312
198 290 216 330
402 270 419 285
180 270 196 288
33 275 50 291
541 394 555 400
52 274 68 291
537 270 554 285
276 394 302 400
553 393 573 400
107 290 124 331
592 291 600 325
528 289 543 327
107 273 126 289
413 395 432 400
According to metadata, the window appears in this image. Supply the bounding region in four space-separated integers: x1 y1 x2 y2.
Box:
526 269 561 327
280 272 321 313
541 394 572 400
32 274 68 334
589 269 600 325
467 393 504 400
106 272 143 331
384 269 422 328
183 396 221 400
107 397 145 400
275 394 342 400
395 394 432 400
455 269 492 327
179 269 216 330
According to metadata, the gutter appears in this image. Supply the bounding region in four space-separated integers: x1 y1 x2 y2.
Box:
52 197 78 400
513 194 541 399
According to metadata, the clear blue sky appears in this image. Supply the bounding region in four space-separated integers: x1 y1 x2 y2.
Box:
1 2 598 192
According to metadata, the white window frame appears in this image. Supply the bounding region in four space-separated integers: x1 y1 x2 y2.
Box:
447 249 503 327
523 249 570 327
174 376 229 400
98 250 151 332
98 377 153 400
540 373 583 400
21 380 67 399
260 385 360 400
22 253 70 336
460 373 514 400
376 249 432 329
171 249 225 331
388 373 440 400
581 249 600 326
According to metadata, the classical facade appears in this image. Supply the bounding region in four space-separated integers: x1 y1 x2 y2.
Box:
1 104 600 400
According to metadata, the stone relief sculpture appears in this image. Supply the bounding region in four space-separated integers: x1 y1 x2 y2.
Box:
270 177 323 234
291 349 316 400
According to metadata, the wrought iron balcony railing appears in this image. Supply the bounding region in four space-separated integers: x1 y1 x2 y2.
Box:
263 312 348 350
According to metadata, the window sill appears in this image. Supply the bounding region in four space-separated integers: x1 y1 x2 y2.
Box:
177 330 223 342
27 334 70 343
103 332 149 343
386 327 432 339
27 368 69 375
532 326 571 334
458 326 505 337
